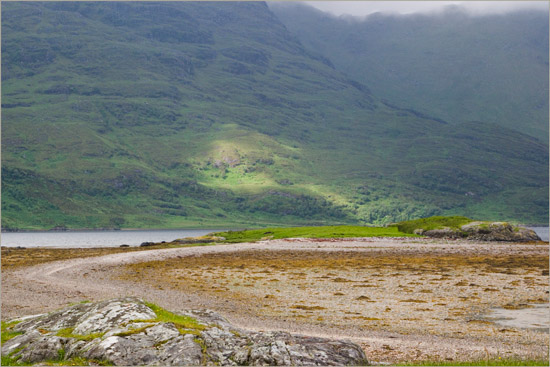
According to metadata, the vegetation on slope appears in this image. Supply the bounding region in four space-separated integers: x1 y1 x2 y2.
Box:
1 2 548 229
271 2 549 140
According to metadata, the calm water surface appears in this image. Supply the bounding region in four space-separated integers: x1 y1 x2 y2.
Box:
528 227 549 241
2 226 547 248
0 229 227 248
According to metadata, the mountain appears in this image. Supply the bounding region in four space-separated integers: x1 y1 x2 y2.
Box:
1 1 548 230
270 2 549 140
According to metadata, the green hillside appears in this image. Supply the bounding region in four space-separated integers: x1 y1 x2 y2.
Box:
270 3 549 140
1 1 548 230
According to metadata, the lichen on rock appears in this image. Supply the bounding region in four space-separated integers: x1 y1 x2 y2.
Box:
1 297 369 366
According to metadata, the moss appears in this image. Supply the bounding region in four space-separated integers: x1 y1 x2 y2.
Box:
177 328 202 336
1 320 22 331
55 328 105 341
1 330 23 344
230 329 242 338
194 337 208 365
34 356 114 366
1 354 29 366
56 349 65 361
136 302 207 332
1 320 23 344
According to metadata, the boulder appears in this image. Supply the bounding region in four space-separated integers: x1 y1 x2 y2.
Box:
139 242 157 247
423 227 464 239
2 298 368 366
460 222 540 241
420 222 541 241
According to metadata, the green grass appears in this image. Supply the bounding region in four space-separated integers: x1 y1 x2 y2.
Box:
141 302 206 333
1 355 113 366
1 320 23 344
42 357 113 366
212 225 416 243
396 216 474 234
55 327 104 342
398 358 550 366
1 355 31 366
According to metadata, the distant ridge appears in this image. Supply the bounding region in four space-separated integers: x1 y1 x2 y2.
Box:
271 2 549 140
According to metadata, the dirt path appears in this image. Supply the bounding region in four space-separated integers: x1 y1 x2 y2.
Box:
2 238 548 363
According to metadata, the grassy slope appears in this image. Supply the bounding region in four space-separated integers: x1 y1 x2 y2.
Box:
1 2 548 229
270 3 549 140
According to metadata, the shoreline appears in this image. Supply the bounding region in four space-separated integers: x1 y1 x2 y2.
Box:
2 238 548 364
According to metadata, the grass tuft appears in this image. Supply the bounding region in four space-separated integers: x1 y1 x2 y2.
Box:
142 302 206 332
1 355 30 366
1 320 23 344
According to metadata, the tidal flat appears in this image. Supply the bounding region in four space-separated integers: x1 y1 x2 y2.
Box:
2 238 548 364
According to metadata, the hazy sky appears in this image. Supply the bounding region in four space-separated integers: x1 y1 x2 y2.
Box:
304 1 549 17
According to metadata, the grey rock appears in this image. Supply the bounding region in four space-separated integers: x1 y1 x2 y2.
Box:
420 222 540 242
460 222 541 241
423 227 463 239
140 242 157 247
2 298 368 366
18 336 66 363
413 228 424 235
158 334 204 366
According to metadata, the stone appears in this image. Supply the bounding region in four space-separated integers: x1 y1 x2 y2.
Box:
18 335 66 363
413 228 424 235
459 222 541 241
423 227 463 239
2 298 368 366
419 221 541 242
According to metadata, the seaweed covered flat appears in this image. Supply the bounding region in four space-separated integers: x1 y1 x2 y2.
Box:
2 238 548 364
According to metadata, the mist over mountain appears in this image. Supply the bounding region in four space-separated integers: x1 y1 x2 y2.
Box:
271 2 549 140
2 1 547 230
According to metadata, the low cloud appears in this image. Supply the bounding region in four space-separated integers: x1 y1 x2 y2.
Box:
302 1 548 17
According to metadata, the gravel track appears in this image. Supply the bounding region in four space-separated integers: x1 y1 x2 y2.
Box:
2 238 548 363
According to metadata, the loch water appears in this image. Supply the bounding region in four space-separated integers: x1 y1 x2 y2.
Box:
0 229 227 248
2 226 547 248
528 227 549 241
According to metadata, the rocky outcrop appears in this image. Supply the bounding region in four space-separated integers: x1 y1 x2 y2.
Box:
418 222 541 242
2 298 368 366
